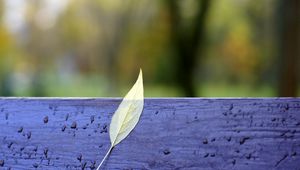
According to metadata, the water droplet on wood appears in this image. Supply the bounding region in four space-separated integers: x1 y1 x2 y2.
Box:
0 160 4 166
65 113 69 121
90 160 96 169
246 153 252 159
90 115 95 124
232 159 236 165
163 149 170 155
100 124 107 133
17 126 23 133
8 142 13 149
71 122 77 129
43 116 49 124
61 125 66 132
33 163 38 168
44 148 48 158
77 154 82 162
240 137 250 145
81 161 87 169
229 104 233 110
33 146 38 152
27 132 32 139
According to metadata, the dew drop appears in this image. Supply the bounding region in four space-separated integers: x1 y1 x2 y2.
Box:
43 116 49 124
18 126 23 133
71 122 77 129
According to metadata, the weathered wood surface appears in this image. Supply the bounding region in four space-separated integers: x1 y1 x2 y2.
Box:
0 98 300 170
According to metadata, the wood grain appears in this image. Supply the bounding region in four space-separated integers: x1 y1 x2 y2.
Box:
0 98 300 170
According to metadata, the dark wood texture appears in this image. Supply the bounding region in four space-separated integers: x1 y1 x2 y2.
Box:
0 98 300 170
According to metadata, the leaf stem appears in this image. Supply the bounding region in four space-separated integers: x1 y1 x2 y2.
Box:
96 145 113 170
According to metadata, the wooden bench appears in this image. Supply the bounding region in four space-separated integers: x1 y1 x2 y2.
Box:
0 98 300 169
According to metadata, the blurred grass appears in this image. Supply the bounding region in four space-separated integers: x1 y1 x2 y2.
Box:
199 83 275 97
12 74 300 97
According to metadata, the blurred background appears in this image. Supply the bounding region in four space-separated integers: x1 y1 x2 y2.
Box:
0 0 299 97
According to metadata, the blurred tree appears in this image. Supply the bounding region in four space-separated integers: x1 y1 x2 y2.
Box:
0 0 3 21
95 1 134 94
58 1 141 95
0 71 14 96
23 1 48 96
167 0 211 96
277 0 300 97
0 1 14 96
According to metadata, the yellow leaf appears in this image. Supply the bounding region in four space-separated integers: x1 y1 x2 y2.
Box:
97 69 144 170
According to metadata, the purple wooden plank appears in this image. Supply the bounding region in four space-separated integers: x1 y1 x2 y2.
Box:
0 98 300 170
